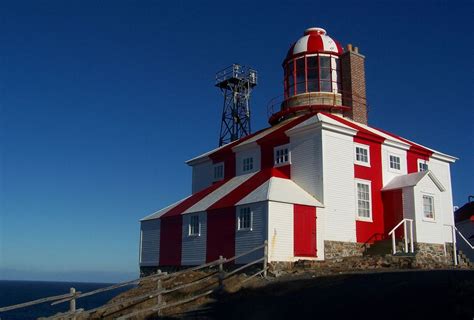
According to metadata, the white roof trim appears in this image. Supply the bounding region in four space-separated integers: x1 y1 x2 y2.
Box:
141 197 189 221
382 170 445 192
236 177 324 207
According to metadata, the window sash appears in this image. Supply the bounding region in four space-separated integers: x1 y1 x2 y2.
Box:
423 195 434 219
214 164 224 180
355 146 369 163
238 208 251 230
189 215 200 235
274 147 289 165
243 157 253 172
356 182 371 218
389 155 401 170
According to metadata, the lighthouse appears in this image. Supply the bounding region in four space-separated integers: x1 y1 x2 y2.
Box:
270 27 367 125
139 27 457 273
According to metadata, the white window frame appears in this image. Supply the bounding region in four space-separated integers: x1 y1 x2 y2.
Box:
388 154 402 172
188 214 201 236
237 207 252 231
354 143 370 167
418 159 429 172
422 194 435 222
274 144 290 167
355 179 372 222
242 157 254 172
213 162 224 181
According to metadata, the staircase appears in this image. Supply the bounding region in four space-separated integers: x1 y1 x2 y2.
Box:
457 250 473 268
364 239 414 257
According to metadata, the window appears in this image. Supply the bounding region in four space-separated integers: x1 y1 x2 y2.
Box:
319 56 332 92
213 163 224 180
423 195 435 220
238 207 252 230
295 58 306 94
418 160 428 172
243 157 253 172
389 155 401 171
356 181 371 220
354 144 370 166
274 145 290 166
189 215 200 236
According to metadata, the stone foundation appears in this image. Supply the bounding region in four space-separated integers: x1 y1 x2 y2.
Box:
414 242 452 267
324 240 364 259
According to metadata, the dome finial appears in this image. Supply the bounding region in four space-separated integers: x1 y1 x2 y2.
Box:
304 27 326 35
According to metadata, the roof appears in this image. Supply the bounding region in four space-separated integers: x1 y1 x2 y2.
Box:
141 169 322 221
455 202 474 223
381 170 446 192
186 112 457 165
285 27 343 62
236 177 323 207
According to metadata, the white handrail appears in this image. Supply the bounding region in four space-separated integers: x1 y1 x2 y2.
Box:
454 226 474 249
388 218 414 255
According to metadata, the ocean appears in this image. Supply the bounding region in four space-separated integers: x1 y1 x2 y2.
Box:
0 280 135 320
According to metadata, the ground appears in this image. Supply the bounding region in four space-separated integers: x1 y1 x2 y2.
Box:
95 269 473 320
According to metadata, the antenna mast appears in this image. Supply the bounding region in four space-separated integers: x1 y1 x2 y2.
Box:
215 64 257 146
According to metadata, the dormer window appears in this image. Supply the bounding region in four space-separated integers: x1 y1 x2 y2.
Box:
389 154 401 171
354 144 370 166
274 145 290 166
213 162 224 181
418 160 428 172
243 157 253 172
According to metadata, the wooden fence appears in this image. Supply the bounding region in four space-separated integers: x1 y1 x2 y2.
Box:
0 240 268 319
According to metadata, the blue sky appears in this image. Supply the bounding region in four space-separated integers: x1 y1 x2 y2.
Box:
1 0 473 282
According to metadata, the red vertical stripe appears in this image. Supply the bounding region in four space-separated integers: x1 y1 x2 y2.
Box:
159 215 182 266
382 190 404 239
206 207 235 262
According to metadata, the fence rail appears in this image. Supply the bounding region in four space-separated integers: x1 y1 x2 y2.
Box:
0 241 269 319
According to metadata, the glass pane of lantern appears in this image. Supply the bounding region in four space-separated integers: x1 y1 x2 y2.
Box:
308 80 319 92
307 56 318 69
320 56 330 68
320 81 331 92
320 68 331 80
296 58 305 71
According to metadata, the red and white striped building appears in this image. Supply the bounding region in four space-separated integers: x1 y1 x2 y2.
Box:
139 27 457 270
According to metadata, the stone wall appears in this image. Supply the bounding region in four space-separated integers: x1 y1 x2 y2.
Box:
324 240 364 259
414 242 451 267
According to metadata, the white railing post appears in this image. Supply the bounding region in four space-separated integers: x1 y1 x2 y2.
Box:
452 226 458 266
403 221 408 253
392 232 396 255
409 220 414 253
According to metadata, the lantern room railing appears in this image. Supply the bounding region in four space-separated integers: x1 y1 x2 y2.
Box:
266 82 368 124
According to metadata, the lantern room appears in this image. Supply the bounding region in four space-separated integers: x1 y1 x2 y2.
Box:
270 27 369 126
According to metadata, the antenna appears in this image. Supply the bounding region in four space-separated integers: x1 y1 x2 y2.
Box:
215 64 257 146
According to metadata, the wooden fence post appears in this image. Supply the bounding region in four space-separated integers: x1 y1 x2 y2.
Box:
69 287 76 320
157 278 163 316
263 240 268 278
218 255 224 292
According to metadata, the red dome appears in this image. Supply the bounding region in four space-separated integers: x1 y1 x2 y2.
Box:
285 27 343 62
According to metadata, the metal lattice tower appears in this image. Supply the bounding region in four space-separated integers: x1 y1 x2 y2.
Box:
215 64 257 146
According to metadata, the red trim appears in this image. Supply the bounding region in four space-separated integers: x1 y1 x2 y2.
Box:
294 204 317 257
321 112 385 144
269 105 349 125
159 215 182 265
307 35 324 55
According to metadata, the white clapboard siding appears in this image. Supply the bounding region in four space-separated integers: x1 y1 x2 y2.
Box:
181 212 207 265
413 175 445 244
428 158 455 243
381 144 408 186
140 219 160 266
322 130 356 242
235 202 267 264
192 160 213 194
235 146 261 176
267 201 294 262
290 129 324 202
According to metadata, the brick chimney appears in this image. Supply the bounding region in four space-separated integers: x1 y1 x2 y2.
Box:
341 44 368 124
